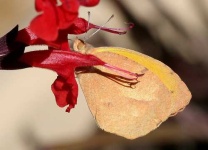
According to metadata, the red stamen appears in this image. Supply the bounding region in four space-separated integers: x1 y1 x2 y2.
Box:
103 63 143 80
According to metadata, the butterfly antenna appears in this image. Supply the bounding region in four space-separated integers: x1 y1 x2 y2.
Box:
84 14 114 42
83 11 91 41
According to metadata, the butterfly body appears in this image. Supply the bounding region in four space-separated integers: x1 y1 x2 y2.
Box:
74 39 191 139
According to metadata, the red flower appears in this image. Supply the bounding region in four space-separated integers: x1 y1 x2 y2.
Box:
17 19 133 51
30 0 79 41
78 0 100 6
2 25 129 112
20 49 105 112
30 0 100 41
15 0 131 51
0 0 134 112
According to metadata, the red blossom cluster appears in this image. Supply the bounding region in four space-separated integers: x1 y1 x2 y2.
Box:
0 0 132 112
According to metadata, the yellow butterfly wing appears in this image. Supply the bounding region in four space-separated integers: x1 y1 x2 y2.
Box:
75 40 191 139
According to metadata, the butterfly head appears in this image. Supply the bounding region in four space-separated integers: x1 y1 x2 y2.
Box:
73 38 93 54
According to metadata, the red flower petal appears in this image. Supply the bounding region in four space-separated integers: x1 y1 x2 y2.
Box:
60 0 79 12
66 18 87 34
20 50 105 76
56 6 78 30
30 0 58 41
78 0 100 6
35 0 57 12
16 27 45 45
31 0 80 41
20 50 105 112
17 27 70 50
57 0 79 29
52 75 78 112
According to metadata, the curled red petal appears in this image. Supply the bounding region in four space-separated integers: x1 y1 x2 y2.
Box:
52 75 69 107
30 0 58 41
17 27 70 50
35 0 57 12
52 75 78 112
78 0 100 6
56 5 79 29
66 18 88 34
60 0 79 12
16 27 45 45
32 0 80 41
57 0 79 29
35 0 43 11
